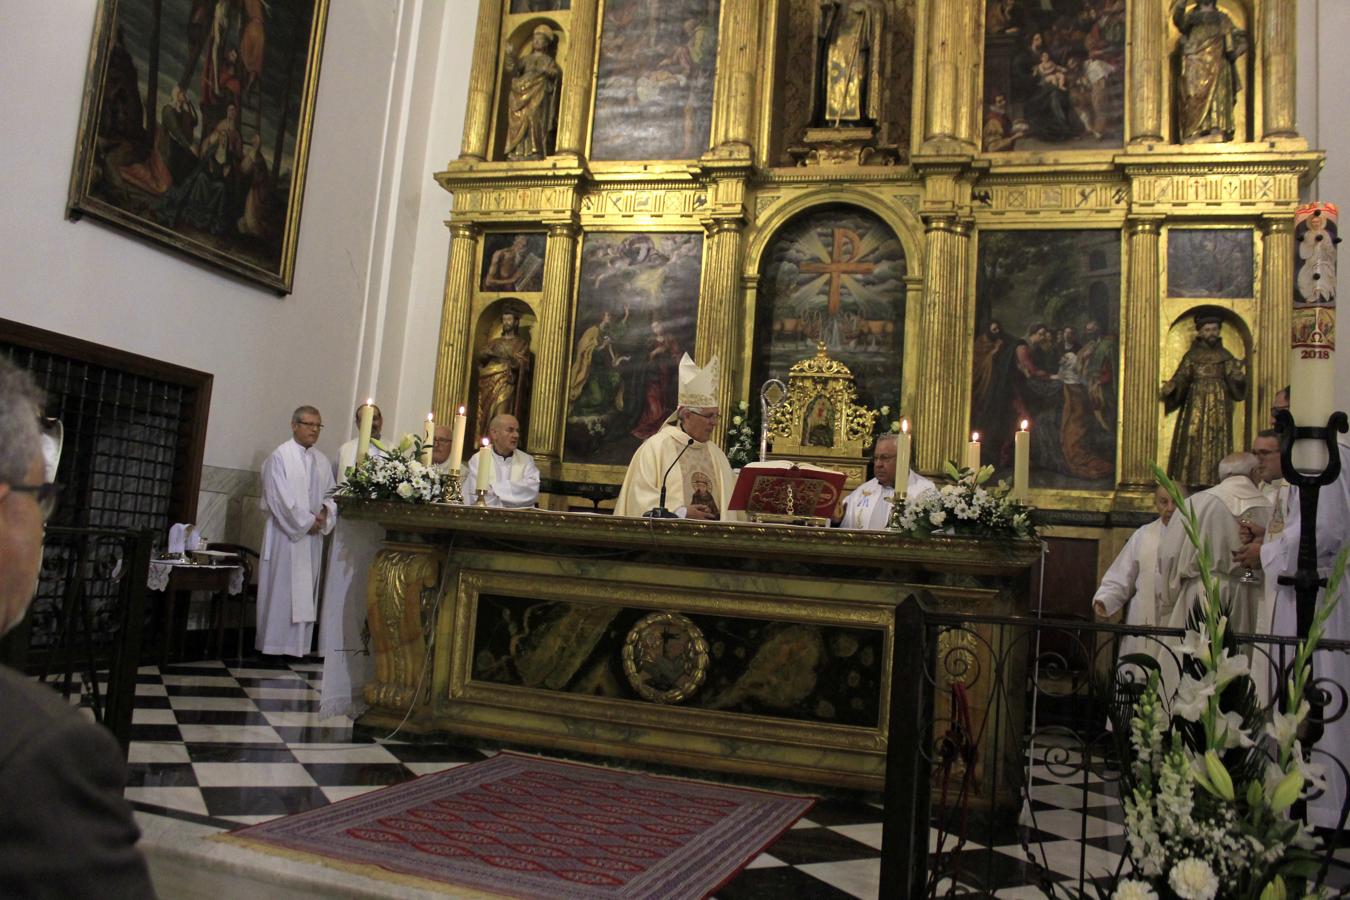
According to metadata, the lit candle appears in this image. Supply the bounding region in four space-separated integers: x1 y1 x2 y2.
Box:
449 405 467 472
966 431 982 473
476 437 493 493
421 412 434 466
895 419 912 499
1290 202 1339 472
1012 420 1030 502
355 399 375 461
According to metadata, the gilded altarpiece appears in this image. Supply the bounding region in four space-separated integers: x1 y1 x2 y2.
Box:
423 0 1320 701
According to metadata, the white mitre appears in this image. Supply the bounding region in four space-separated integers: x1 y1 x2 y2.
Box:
677 354 720 408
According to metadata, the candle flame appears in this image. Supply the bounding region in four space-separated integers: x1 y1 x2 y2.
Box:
457 405 466 415
481 437 490 447
426 411 434 422
900 418 909 434
971 431 980 443
365 397 373 406
1020 419 1029 431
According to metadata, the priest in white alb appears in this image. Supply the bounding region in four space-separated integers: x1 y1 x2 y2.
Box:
318 404 384 717
1093 483 1182 671
834 433 936 530
614 355 742 521
257 406 337 658
462 414 539 508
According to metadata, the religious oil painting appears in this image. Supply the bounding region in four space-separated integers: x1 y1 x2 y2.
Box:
68 0 330 293
1166 229 1255 299
565 232 703 466
589 0 721 161
752 205 907 413
479 233 546 293
510 0 570 11
981 0 1125 152
971 229 1122 491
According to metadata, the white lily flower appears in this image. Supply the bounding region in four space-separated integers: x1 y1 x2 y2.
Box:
1213 648 1249 687
1173 672 1216 722
1178 629 1212 666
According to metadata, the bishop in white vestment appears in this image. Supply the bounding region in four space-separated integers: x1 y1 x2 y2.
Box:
462 414 539 508
614 355 742 521
837 433 937 530
1260 437 1350 829
257 406 337 658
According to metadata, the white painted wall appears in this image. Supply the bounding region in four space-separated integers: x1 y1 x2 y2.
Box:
0 0 475 472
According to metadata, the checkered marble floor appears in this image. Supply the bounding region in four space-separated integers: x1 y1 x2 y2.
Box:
115 657 1350 898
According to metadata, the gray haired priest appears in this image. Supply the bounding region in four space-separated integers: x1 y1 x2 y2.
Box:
614 355 742 521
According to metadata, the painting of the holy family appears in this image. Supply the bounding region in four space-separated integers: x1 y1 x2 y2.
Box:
971 230 1121 491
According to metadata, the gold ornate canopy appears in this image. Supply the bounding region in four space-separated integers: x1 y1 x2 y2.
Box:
765 344 878 476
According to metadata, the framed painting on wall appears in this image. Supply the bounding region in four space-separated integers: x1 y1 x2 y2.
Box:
971 229 1122 491
564 232 704 466
67 0 331 293
479 233 546 292
1166 228 1255 299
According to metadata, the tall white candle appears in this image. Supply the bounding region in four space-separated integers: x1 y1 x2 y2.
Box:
895 419 912 498
966 432 982 473
476 437 493 493
355 399 374 462
1290 202 1339 473
421 412 434 466
1012 420 1030 502
449 405 467 472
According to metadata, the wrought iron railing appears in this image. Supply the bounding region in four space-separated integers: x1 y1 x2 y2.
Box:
881 596 1350 898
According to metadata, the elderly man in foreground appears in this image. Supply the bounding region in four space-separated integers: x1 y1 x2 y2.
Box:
834 432 937 530
462 414 539 508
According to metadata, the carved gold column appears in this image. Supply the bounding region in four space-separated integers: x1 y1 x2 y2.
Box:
1257 216 1294 429
364 546 441 712
707 0 760 154
913 216 971 472
1260 0 1297 140
1119 218 1162 490
554 0 598 158
431 222 479 422
697 217 746 439
527 222 579 461
1128 0 1164 144
459 0 505 161
921 0 978 149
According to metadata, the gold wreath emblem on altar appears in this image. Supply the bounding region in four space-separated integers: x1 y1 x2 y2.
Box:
765 343 879 460
622 612 709 704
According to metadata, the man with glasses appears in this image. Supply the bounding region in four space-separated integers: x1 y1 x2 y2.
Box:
257 406 336 659
614 354 740 521
0 357 155 894
833 433 936 530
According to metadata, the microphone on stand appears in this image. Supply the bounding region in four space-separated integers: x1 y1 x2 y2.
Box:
644 437 695 518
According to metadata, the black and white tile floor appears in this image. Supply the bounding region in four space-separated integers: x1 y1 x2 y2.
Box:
113 657 1350 898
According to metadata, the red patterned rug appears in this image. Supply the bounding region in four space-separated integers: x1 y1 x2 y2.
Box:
222 751 815 899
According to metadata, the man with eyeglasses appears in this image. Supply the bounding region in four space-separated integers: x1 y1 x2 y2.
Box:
0 357 155 895
614 354 740 521
257 406 336 659
833 433 936 530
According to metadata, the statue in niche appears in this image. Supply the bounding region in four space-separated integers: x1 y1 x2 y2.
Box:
1171 0 1248 144
811 0 886 127
503 24 561 160
1160 312 1247 486
476 307 533 438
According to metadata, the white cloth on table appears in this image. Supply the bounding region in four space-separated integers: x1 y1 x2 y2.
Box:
256 439 336 658
147 562 245 595
318 440 386 718
838 472 937 531
461 448 540 508
1260 439 1350 829
613 424 743 521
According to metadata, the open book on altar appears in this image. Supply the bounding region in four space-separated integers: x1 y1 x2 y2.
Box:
728 461 847 522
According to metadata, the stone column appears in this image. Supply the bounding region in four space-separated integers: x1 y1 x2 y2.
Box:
1260 0 1297 140
554 0 599 158
1118 218 1162 490
921 0 978 148
696 217 746 442
460 0 505 161
708 0 760 154
1256 217 1294 428
527 222 579 462
913 216 971 472
431 223 479 422
1128 0 1164 144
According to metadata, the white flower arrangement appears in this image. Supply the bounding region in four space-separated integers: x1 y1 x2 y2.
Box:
888 460 1036 539
1112 466 1350 900
332 434 445 504
725 399 758 469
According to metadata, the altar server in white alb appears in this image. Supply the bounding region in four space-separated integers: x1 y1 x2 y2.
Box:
1092 483 1182 666
835 433 936 530
614 355 742 521
318 404 384 717
257 406 337 658
462 414 539 508
1260 434 1350 830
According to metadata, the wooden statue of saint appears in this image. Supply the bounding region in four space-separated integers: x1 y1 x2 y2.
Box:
476 309 533 440
811 0 886 127
1160 312 1247 486
1171 0 1248 144
503 24 561 160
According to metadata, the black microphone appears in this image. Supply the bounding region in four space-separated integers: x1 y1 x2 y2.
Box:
644 437 695 518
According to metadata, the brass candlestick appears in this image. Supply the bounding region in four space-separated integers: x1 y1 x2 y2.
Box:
444 470 464 504
474 488 489 507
